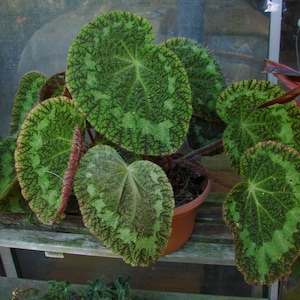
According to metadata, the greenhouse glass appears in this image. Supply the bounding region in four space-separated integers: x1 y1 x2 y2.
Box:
1 0 293 138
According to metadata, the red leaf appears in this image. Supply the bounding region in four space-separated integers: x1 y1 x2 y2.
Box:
253 86 300 109
264 59 300 90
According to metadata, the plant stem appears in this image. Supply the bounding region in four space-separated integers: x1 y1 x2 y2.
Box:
87 128 96 144
177 139 223 162
176 158 234 189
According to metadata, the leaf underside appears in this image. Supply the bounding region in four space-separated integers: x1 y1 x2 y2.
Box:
40 72 66 101
74 144 174 266
58 125 85 222
15 97 86 225
223 141 300 285
217 80 300 173
66 11 192 155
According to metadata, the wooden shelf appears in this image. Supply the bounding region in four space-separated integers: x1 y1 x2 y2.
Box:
0 192 278 299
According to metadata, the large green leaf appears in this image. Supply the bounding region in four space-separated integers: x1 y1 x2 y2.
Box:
223 141 300 285
163 37 226 121
10 71 47 136
216 80 300 172
15 97 86 224
66 11 192 156
74 144 174 266
163 38 226 149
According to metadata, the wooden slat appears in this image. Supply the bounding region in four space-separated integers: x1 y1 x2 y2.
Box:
0 193 234 264
0 192 235 265
0 227 235 265
0 247 18 278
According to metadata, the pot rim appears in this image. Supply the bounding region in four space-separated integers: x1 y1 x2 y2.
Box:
173 177 211 216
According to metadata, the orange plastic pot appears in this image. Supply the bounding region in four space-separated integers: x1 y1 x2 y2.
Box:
161 176 211 256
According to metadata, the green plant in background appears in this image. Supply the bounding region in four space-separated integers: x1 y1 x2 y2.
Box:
42 280 75 300
11 276 143 300
0 11 225 267
216 79 300 285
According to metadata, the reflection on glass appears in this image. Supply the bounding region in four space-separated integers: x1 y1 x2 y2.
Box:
279 0 300 70
1 0 270 137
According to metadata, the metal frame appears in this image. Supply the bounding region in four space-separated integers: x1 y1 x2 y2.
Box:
268 0 283 83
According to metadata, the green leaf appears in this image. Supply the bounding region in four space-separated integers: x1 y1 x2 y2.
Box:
0 136 27 212
163 37 226 121
74 144 174 266
163 38 226 149
217 80 283 124
0 137 16 200
15 97 86 224
217 80 300 172
223 141 300 285
10 71 47 136
66 11 192 155
187 116 225 150
0 136 24 211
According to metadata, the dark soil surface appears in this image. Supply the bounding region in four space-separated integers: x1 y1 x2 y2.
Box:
169 165 205 207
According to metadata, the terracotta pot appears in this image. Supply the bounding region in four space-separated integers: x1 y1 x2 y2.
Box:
161 176 211 255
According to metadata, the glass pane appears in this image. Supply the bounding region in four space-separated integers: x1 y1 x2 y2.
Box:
280 0 300 70
0 0 272 138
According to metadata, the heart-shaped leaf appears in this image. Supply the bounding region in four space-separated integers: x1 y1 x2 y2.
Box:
15 97 86 224
66 11 192 155
74 144 174 266
223 141 300 285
